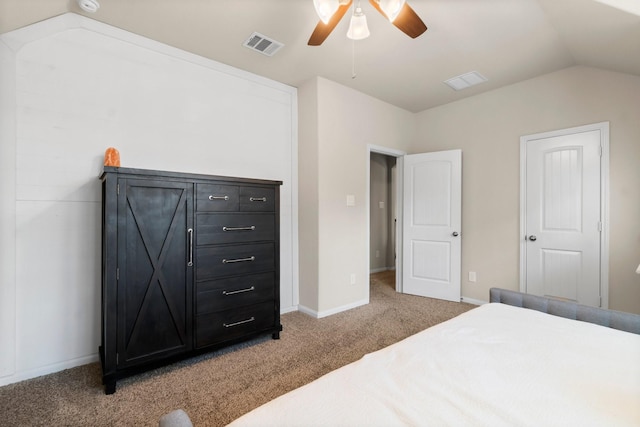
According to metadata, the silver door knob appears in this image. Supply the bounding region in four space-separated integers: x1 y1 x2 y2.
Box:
528 235 537 241
452 231 459 237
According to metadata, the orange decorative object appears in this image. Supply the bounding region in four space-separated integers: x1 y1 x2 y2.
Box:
104 147 120 167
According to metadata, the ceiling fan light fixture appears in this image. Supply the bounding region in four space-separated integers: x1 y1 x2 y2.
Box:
379 0 405 22
347 7 370 40
314 0 340 24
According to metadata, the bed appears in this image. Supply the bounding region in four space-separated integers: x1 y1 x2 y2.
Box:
225 289 640 427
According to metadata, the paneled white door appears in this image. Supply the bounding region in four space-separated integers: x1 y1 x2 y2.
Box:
521 124 607 307
402 150 461 302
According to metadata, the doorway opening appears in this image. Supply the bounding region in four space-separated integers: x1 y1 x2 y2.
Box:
367 145 462 302
367 145 405 295
370 152 398 291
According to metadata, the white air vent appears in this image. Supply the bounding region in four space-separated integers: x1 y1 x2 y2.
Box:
243 32 284 57
444 71 488 91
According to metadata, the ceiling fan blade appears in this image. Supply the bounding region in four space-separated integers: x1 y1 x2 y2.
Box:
308 0 353 46
394 2 428 38
369 0 427 39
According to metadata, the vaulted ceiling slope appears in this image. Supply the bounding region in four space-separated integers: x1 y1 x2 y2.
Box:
1 0 638 112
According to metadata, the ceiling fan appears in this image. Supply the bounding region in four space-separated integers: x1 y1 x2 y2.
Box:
308 0 427 46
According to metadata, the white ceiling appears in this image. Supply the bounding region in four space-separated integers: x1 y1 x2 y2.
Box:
1 0 639 112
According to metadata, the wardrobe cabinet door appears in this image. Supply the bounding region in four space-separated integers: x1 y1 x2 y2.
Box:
117 179 194 367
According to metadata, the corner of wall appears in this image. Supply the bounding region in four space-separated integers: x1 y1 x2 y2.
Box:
296 78 321 312
0 36 17 379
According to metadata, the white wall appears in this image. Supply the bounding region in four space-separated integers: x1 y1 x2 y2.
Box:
299 66 640 318
0 14 298 386
0 32 17 379
298 77 414 317
297 78 320 311
412 66 640 314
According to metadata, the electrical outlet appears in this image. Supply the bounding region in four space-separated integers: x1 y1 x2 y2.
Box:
375 250 380 258
350 273 356 285
468 271 477 282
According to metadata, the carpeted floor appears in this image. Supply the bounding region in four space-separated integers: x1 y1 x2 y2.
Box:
0 271 473 426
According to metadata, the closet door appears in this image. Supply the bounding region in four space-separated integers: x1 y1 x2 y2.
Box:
117 178 194 367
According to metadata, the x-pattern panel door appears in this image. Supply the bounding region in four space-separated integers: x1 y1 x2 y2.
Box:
117 178 193 366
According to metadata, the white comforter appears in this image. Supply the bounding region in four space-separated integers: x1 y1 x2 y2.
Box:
228 303 640 426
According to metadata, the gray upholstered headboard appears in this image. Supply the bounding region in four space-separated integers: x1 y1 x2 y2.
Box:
489 288 640 335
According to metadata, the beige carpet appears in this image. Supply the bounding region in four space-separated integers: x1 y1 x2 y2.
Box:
0 271 473 426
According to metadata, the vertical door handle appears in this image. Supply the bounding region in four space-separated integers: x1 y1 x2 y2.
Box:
187 228 194 266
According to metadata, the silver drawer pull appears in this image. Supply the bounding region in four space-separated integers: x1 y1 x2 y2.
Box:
222 256 255 264
222 226 256 232
223 317 255 328
222 286 255 296
209 195 229 201
187 228 194 267
249 197 267 202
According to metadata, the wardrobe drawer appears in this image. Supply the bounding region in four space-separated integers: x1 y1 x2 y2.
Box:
196 213 275 245
196 243 274 280
195 302 276 348
196 273 275 315
240 186 275 212
196 184 239 212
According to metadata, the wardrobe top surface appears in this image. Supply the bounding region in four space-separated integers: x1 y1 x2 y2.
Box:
100 166 282 186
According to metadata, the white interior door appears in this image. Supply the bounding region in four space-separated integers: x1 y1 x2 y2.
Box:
402 150 461 302
521 123 607 307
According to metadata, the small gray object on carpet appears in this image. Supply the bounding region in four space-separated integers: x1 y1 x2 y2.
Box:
159 409 193 427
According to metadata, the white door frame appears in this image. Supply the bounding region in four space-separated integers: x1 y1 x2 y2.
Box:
367 145 406 293
519 122 610 307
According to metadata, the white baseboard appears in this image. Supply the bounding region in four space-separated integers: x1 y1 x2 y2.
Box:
298 297 369 319
0 353 99 388
461 296 487 306
297 304 319 318
280 305 298 314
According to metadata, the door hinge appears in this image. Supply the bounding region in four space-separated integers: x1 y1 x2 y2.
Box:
116 353 119 364
598 221 602 232
117 184 120 195
116 268 120 280
599 146 603 157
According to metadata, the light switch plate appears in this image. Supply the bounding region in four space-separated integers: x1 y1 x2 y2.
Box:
346 195 355 206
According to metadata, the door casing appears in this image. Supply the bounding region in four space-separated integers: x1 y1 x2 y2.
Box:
519 122 610 308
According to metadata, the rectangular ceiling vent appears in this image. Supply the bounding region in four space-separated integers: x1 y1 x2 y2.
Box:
444 71 488 91
243 32 284 57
